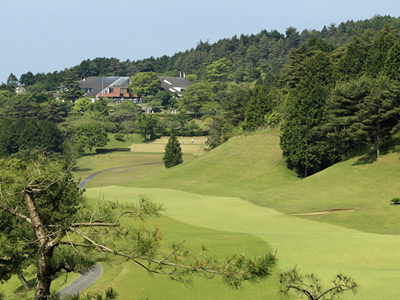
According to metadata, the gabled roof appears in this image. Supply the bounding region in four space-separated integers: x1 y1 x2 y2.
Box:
78 76 130 97
159 76 192 94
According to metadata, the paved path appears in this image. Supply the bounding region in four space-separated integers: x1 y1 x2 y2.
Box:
58 264 102 296
59 161 163 296
78 162 163 189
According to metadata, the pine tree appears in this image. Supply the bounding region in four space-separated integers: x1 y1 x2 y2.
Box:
163 135 183 168
242 85 272 131
326 75 400 158
280 40 339 177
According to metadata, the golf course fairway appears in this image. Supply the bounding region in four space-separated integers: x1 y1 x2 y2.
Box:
84 186 400 299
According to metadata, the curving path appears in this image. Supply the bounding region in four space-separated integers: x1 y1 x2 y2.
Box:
77 162 163 189
59 162 162 296
58 264 102 297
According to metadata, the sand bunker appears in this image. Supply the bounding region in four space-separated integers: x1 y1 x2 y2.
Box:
292 209 356 216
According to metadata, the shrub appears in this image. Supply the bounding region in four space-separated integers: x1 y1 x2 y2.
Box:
114 133 125 141
390 197 400 205
95 148 131 154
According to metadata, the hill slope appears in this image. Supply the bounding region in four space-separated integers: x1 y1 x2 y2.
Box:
132 133 299 196
132 133 400 234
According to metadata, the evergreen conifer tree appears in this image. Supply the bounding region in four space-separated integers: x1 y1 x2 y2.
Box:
163 134 183 168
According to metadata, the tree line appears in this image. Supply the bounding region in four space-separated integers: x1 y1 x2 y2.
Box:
2 15 399 92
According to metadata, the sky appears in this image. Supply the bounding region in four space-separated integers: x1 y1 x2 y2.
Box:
1 0 399 83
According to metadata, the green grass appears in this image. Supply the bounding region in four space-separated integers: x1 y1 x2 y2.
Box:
2 268 79 299
6 132 400 299
80 204 276 299
72 132 400 298
104 133 145 148
83 186 400 299
128 134 400 235
72 152 165 186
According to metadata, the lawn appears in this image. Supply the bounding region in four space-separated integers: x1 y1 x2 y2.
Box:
72 132 400 299
83 186 400 299
5 132 400 299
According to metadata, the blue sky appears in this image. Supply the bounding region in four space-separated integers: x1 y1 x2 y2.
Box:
0 0 398 83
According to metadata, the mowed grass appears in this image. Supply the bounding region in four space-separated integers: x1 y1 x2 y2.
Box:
84 186 400 299
72 152 165 188
2 270 79 299
75 133 400 298
128 134 400 235
5 132 396 298
81 194 277 299
130 136 207 155
73 136 207 188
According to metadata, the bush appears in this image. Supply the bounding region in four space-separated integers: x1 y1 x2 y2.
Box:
114 133 125 141
390 197 400 205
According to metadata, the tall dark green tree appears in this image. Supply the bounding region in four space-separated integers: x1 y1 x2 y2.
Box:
280 40 338 177
222 84 252 127
383 41 400 81
364 25 398 77
242 85 272 131
60 68 84 102
326 75 400 158
0 118 63 159
6 73 18 88
163 134 183 168
334 32 373 81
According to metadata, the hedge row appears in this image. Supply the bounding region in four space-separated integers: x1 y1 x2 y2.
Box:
95 148 131 154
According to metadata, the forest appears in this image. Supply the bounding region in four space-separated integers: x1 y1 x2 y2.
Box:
1 14 400 176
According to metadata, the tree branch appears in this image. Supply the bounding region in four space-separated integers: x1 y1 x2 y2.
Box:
0 203 32 225
70 228 244 276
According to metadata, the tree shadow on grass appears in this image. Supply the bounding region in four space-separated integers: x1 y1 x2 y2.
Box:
351 140 400 165
352 151 377 165
12 277 36 294
348 145 377 166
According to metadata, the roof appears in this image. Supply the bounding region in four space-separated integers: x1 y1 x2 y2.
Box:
159 76 192 94
78 76 130 97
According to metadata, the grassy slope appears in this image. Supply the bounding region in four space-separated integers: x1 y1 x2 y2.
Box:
129 134 400 235
8 134 398 298
131 134 299 196
78 133 400 299
84 186 400 299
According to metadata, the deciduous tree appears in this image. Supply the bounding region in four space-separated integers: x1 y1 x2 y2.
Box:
206 58 232 81
74 124 109 153
129 72 161 98
179 82 214 117
135 113 161 141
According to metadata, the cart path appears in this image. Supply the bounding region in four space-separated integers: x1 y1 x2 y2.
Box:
78 162 163 189
58 162 162 296
58 263 102 296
